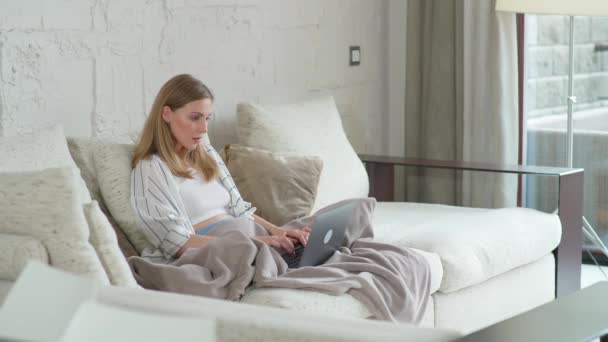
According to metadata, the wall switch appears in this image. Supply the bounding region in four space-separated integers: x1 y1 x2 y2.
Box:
350 46 361 66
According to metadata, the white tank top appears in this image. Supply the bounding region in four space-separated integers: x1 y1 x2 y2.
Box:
174 170 230 225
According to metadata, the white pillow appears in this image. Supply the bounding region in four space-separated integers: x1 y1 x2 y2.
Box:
0 125 91 204
84 201 138 287
93 143 151 254
0 167 108 284
236 96 369 211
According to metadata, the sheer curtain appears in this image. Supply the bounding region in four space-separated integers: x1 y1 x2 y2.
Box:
404 0 519 208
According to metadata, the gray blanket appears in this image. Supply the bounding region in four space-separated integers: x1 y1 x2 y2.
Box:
128 198 432 323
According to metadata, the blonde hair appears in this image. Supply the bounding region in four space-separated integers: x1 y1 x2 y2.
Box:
131 74 219 181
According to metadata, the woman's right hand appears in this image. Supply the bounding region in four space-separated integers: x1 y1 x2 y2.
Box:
256 235 295 255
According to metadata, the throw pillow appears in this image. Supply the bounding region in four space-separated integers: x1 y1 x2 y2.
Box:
236 96 369 212
0 125 92 204
67 137 139 259
93 143 151 254
222 144 323 226
83 201 138 287
0 167 109 284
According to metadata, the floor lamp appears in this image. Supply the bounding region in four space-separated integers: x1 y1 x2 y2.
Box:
496 0 608 262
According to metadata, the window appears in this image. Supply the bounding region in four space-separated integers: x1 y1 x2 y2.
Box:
524 15 608 260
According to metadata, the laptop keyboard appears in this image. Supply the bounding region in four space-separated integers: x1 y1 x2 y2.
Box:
280 243 305 268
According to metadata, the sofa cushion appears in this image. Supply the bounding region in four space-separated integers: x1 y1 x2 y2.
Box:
0 125 91 204
372 202 561 293
222 144 323 226
433 254 554 334
236 96 369 212
0 234 48 281
240 288 372 318
84 201 138 287
411 248 443 294
0 167 109 284
93 143 152 254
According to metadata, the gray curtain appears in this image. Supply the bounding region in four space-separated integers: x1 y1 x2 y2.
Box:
404 0 518 208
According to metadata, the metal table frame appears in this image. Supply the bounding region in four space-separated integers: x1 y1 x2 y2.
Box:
360 154 584 297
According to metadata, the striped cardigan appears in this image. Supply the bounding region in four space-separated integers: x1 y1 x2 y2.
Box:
130 143 256 263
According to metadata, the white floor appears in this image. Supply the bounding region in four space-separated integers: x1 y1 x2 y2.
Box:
581 263 608 288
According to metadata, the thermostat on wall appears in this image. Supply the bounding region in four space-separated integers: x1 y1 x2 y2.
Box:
350 46 361 66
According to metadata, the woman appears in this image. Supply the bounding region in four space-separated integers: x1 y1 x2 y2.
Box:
130 74 309 263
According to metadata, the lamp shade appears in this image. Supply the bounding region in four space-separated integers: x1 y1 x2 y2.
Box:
496 0 608 16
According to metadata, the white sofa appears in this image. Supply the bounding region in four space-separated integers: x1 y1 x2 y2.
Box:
0 96 576 336
229 97 564 332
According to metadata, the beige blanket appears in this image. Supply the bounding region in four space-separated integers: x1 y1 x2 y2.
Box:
128 198 432 323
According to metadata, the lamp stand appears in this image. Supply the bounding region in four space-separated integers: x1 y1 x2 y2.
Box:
566 16 575 168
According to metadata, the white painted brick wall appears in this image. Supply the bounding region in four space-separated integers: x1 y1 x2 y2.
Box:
0 0 391 154
42 0 92 30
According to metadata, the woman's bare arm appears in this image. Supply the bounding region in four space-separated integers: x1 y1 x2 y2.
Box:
252 214 310 251
253 214 279 234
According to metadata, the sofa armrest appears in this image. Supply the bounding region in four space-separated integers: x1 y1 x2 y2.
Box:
358 154 584 298
0 233 48 281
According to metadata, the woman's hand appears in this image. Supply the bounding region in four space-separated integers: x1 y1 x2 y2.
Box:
256 235 296 254
254 214 310 246
268 226 312 246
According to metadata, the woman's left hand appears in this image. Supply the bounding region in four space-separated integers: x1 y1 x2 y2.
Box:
270 226 311 246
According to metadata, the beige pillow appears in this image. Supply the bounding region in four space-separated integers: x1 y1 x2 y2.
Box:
68 138 139 259
236 97 369 212
93 143 152 254
222 144 323 226
0 167 108 284
83 201 138 287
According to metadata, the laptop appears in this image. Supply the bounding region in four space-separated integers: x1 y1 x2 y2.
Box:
279 202 356 268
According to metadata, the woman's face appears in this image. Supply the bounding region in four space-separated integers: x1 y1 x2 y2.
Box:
162 98 213 154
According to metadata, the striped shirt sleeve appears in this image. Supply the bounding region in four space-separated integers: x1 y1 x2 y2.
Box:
130 158 192 259
205 143 256 218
